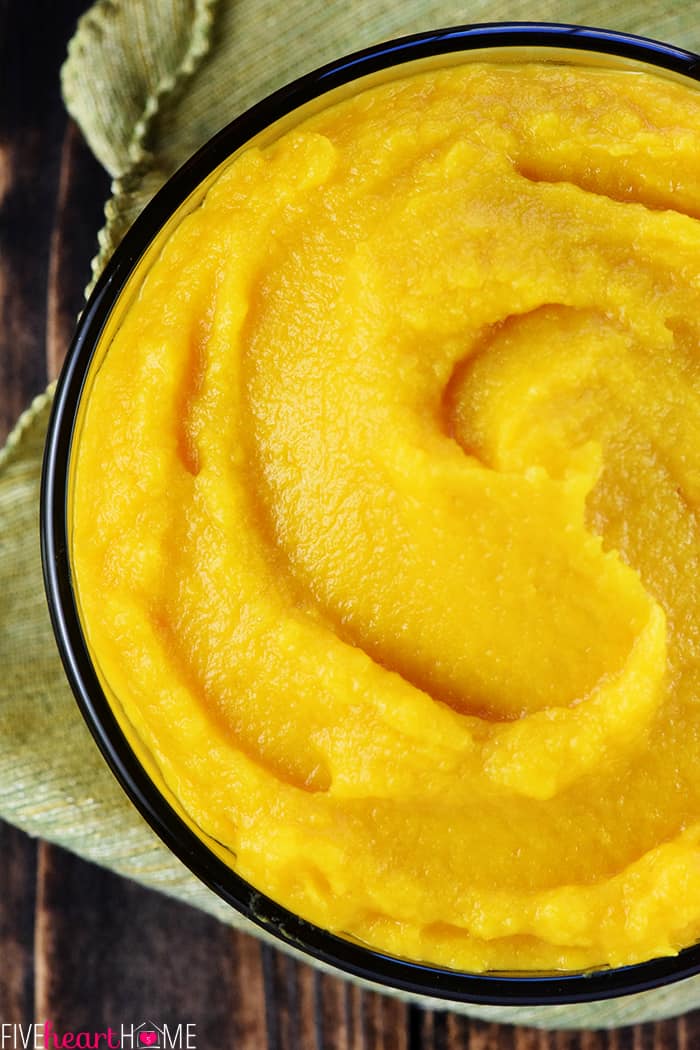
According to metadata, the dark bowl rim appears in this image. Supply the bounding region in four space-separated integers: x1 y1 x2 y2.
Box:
40 20 700 1007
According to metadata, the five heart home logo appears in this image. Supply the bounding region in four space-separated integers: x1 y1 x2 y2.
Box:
135 1023 164 1048
0 1020 196 1049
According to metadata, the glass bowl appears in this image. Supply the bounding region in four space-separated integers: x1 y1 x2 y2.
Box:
41 21 700 1008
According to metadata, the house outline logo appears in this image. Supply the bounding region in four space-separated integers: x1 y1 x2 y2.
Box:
134 1021 165 1048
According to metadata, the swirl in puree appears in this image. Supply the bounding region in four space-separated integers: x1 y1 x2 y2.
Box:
72 62 700 971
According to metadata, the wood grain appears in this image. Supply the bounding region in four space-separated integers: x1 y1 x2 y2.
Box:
34 841 243 1041
3 0 700 1046
46 118 107 379
0 824 36 1024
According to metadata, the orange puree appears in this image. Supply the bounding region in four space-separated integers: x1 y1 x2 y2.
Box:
72 62 700 971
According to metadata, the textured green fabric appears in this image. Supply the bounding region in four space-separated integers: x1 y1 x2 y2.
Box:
4 0 700 1027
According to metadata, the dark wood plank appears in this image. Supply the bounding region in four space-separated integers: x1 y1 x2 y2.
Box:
368 989 409 1049
512 1026 549 1050
465 1018 516 1049
46 117 109 379
576 1031 613 1050
317 968 350 1050
0 823 36 1023
674 1014 690 1050
0 0 98 437
347 981 370 1050
262 945 322 1050
34 839 242 1042
228 931 270 1048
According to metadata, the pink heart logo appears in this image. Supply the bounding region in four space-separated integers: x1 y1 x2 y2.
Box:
139 1034 158 1047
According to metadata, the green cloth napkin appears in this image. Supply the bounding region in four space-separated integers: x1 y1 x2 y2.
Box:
3 0 700 1027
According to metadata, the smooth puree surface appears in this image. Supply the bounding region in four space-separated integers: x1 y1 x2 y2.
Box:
72 61 700 972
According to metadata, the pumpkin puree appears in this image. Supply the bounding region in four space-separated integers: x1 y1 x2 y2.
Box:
72 62 700 971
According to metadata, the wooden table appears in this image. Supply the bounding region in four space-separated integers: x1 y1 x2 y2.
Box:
1 3 698 1046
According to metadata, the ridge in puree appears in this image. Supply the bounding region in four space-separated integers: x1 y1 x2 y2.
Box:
72 60 700 972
